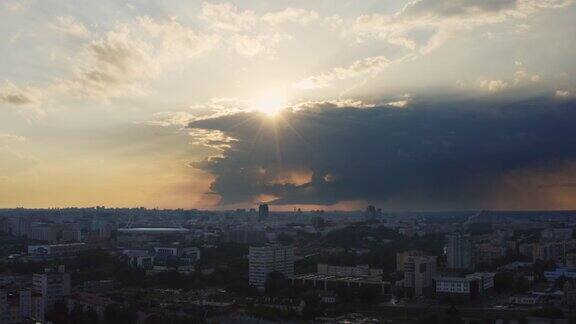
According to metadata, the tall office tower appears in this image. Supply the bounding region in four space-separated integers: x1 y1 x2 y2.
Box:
365 205 377 219
32 266 70 311
249 244 294 289
446 232 473 270
258 204 269 221
403 256 437 297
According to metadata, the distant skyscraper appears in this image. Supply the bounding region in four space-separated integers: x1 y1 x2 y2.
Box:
365 205 377 220
249 244 294 289
258 204 269 220
446 232 473 270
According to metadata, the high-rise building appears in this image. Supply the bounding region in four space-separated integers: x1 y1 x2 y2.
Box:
446 232 473 270
365 206 376 219
396 250 425 272
0 289 39 324
32 266 70 310
258 204 269 221
249 244 294 289
403 255 437 297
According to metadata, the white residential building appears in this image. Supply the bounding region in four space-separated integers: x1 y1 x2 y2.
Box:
32 266 70 310
249 244 294 289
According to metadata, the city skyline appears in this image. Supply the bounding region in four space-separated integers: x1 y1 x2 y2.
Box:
1 0 576 211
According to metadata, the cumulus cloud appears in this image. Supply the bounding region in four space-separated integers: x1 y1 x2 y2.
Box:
188 128 237 152
64 25 160 99
198 3 323 57
189 98 576 209
261 8 319 26
0 82 41 107
232 35 264 56
0 133 26 143
200 2 257 32
294 56 390 89
292 99 376 111
137 17 220 58
57 16 223 100
51 16 91 39
353 0 573 53
480 79 509 93
386 100 410 108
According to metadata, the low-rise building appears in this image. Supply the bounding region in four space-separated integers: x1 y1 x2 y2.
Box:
291 264 391 296
28 243 92 256
434 272 494 301
122 250 154 269
509 294 541 306
544 267 576 281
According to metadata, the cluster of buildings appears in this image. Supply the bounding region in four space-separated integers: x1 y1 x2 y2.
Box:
2 207 576 322
0 266 70 323
122 245 201 273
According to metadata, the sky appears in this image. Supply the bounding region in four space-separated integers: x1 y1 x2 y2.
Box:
1 0 576 211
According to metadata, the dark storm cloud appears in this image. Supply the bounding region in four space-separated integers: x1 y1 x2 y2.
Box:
189 98 576 209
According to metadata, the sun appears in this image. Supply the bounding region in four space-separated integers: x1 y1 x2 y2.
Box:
255 90 287 116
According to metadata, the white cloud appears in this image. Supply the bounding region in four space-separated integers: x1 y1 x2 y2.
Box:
64 25 160 100
137 17 220 58
261 8 319 26
514 67 541 84
232 35 264 56
200 2 257 32
387 100 410 108
51 16 91 39
188 128 237 151
480 79 509 93
292 99 376 111
353 0 574 53
0 133 26 143
294 56 390 89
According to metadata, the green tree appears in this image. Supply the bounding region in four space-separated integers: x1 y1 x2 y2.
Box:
265 271 289 296
46 300 70 324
